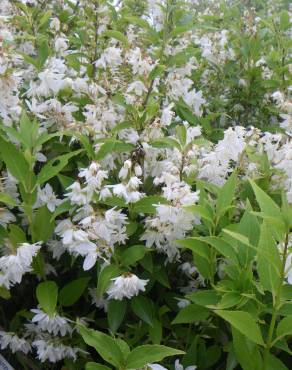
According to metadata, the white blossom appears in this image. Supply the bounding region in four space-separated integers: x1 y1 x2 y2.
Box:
0 331 31 354
0 242 42 289
36 184 63 212
33 339 82 363
31 309 72 336
107 273 148 300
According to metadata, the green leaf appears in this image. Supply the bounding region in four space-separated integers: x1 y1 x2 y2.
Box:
85 363 111 370
36 281 58 315
236 201 260 265
197 236 238 264
149 64 166 80
116 338 130 358
131 296 154 326
95 140 134 160
34 132 60 148
249 180 284 227
215 292 242 309
38 10 52 29
57 174 75 190
172 304 209 324
37 150 84 185
257 221 281 294
33 206 55 242
0 192 18 207
149 319 162 344
280 11 290 31
216 172 237 216
251 211 286 242
215 310 264 346
184 205 214 224
276 315 292 340
63 131 96 159
50 200 72 221
96 265 121 297
59 277 90 307
19 111 38 149
103 30 128 45
232 328 263 370
121 245 147 266
20 52 39 68
176 104 198 125
95 141 115 160
37 37 50 68
126 345 184 369
266 353 288 370
100 195 127 208
176 238 215 280
108 299 127 332
150 138 181 151
175 125 187 145
9 224 26 247
123 16 151 29
132 196 169 214
187 290 220 307
177 238 211 261
79 326 124 368
0 286 11 300
0 136 29 187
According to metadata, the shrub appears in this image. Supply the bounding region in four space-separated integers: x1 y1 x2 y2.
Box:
0 0 291 369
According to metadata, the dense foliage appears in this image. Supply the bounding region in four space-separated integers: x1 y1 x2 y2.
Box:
0 0 292 369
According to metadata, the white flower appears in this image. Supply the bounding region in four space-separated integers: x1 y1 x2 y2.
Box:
177 298 191 309
34 68 68 97
183 89 206 117
285 253 292 284
271 91 284 105
0 331 31 354
107 182 144 204
148 365 167 370
175 359 197 370
36 184 62 212
50 17 60 31
89 287 108 310
134 164 142 177
280 113 292 135
127 81 147 96
119 160 132 180
79 162 108 191
161 103 175 126
55 37 68 54
107 273 148 300
95 46 122 69
0 242 42 289
33 339 82 363
0 207 16 227
66 182 88 205
31 308 72 336
126 47 153 75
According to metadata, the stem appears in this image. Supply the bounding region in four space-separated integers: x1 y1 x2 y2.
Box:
263 232 289 369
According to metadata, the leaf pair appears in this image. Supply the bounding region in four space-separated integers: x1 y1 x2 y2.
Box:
79 325 184 369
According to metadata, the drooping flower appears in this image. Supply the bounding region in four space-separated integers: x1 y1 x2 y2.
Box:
31 308 72 336
107 273 148 300
175 359 197 370
0 242 42 289
33 339 82 363
36 183 63 212
0 331 31 354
